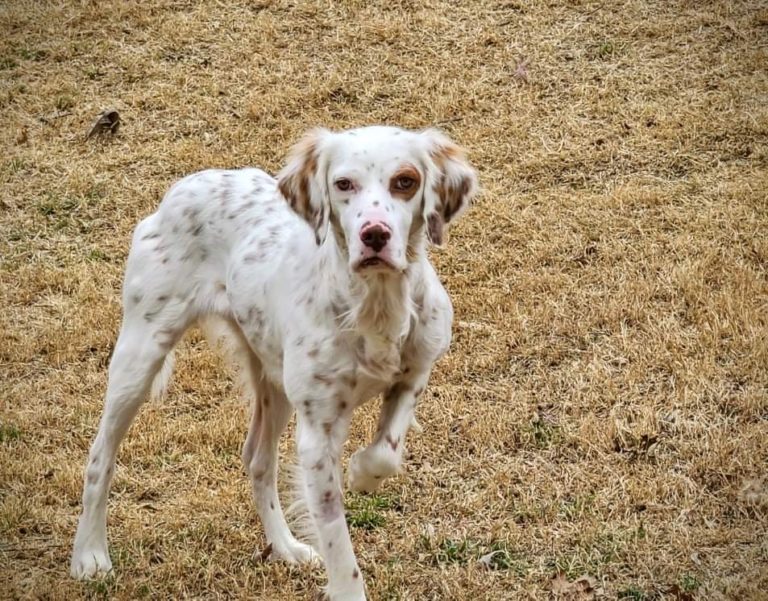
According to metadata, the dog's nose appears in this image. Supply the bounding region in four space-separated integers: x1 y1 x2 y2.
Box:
360 223 391 253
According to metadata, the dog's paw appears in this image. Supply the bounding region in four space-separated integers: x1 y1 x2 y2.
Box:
347 449 389 493
70 548 113 579
271 540 323 566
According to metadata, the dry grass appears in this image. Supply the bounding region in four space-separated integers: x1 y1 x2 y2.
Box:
1 0 767 599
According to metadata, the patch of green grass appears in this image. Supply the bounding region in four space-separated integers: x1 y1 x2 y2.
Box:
434 537 476 564
36 185 106 234
559 494 595 521
617 587 650 600
55 94 75 111
479 540 529 574
86 248 111 262
5 157 26 175
37 193 79 216
550 531 625 580
18 47 47 61
680 573 701 592
83 574 117 599
0 56 18 70
590 39 626 60
0 424 22 442
527 419 562 449
84 66 106 80
597 41 616 57
421 536 528 573
345 492 395 530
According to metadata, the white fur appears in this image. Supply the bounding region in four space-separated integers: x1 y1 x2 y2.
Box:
70 125 478 600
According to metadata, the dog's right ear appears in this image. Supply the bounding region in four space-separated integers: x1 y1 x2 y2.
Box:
277 128 331 244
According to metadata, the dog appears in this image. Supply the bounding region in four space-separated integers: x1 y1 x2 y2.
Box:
70 125 478 600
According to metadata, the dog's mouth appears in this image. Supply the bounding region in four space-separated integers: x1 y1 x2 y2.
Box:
354 256 397 272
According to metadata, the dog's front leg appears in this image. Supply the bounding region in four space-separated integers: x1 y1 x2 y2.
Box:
348 370 430 493
296 413 366 601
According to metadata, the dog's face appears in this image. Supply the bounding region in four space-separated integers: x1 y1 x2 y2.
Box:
278 126 478 275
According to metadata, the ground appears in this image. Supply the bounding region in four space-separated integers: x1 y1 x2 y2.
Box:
1 1 766 599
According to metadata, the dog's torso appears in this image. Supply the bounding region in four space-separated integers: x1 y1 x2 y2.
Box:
129 167 453 409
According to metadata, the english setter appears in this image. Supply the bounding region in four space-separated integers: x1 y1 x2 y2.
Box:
70 125 478 599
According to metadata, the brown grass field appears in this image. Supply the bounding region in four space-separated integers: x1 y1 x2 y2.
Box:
1 0 767 599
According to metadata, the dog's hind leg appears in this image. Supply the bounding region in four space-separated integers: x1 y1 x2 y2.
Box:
240 350 319 564
71 221 195 579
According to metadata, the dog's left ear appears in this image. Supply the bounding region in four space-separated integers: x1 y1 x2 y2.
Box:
277 128 332 245
421 129 479 245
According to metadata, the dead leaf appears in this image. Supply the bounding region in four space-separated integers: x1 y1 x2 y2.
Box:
738 477 768 507
16 127 28 145
86 108 121 140
551 571 572 595
550 572 601 599
667 584 695 601
257 542 273 562
514 59 529 82
477 550 504 570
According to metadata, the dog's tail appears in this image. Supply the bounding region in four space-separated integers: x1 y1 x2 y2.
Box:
197 315 257 402
149 315 255 402
286 463 321 551
149 352 175 400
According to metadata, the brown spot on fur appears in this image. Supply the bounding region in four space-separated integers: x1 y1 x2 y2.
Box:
353 568 359 579
314 373 333 386
323 422 332 435
341 373 357 389
427 212 444 245
386 382 410 402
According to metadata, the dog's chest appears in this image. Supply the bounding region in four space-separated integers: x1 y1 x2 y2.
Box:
329 331 403 405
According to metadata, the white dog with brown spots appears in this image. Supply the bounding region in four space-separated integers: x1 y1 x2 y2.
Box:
70 125 478 600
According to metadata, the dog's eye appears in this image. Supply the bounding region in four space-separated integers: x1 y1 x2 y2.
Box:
394 176 416 191
335 178 353 192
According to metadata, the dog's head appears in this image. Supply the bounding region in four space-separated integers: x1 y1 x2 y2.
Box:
278 126 478 275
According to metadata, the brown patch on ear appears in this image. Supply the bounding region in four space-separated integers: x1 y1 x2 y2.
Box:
277 135 319 224
427 212 444 245
437 175 471 223
430 140 474 224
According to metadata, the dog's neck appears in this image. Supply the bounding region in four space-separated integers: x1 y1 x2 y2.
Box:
319 235 417 380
